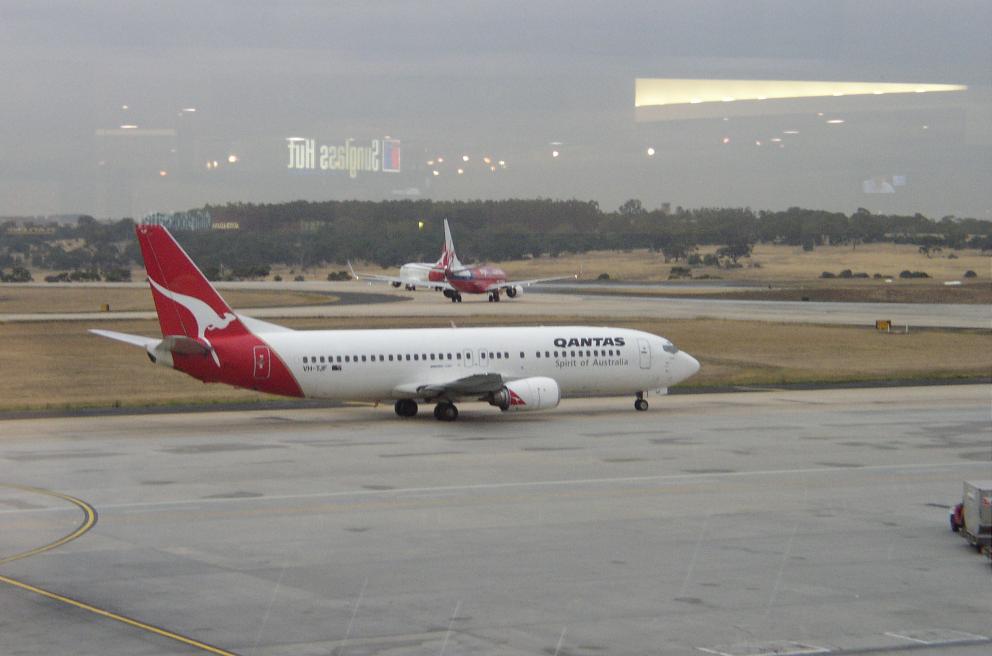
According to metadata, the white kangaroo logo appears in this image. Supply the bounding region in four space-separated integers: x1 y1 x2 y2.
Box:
148 277 236 367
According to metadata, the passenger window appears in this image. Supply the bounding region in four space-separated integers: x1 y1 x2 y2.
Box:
447 353 452 360
430 354 436 361
405 354 411 361
496 352 501 359
545 351 550 358
344 356 350 362
361 355 367 362
504 352 509 359
481 352 486 359
520 352 525 358
456 353 461 360
570 350 575 357
489 352 494 359
303 356 308 363
414 354 419 361
388 355 394 361
553 351 558 357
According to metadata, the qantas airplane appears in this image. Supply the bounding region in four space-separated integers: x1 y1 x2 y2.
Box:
350 219 575 302
91 225 699 420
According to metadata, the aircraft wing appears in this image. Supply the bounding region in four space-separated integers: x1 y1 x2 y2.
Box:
485 274 578 293
392 372 505 401
348 261 452 290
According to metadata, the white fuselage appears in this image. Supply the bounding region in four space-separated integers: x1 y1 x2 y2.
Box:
263 326 698 402
398 262 437 284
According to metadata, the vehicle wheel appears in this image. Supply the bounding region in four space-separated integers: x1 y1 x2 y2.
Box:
634 399 649 411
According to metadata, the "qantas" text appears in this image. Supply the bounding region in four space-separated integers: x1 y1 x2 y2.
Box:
553 337 625 347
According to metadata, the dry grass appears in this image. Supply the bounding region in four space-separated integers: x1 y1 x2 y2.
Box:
490 243 991 283
0 287 335 314
0 316 987 412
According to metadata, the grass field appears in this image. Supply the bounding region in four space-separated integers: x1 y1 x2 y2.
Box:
1 315 988 412
491 243 990 283
0 287 336 314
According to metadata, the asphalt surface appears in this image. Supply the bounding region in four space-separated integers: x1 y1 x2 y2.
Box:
2 281 990 328
1 385 990 655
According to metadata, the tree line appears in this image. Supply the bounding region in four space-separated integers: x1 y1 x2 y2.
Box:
2 201 990 278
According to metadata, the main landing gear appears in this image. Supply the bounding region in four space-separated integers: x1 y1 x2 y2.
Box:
487 291 501 302
394 399 418 417
634 391 649 412
444 289 463 303
433 401 459 421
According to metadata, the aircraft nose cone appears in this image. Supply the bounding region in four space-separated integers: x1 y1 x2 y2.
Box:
677 352 701 381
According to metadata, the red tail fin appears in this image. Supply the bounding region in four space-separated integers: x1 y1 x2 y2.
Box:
135 224 249 344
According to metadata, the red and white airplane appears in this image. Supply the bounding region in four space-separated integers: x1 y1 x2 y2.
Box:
350 219 575 302
91 225 699 420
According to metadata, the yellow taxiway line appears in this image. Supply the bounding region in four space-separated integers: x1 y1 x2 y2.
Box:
0 482 240 656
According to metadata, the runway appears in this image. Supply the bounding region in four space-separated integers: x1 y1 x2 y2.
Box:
1 385 990 655
2 281 989 328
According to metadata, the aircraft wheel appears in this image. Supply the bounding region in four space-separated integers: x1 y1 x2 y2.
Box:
493 293 500 302
395 399 418 417
450 295 458 303
487 293 494 302
455 294 462 303
634 398 649 411
434 402 458 421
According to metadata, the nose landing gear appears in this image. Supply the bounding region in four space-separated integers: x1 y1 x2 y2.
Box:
634 391 649 411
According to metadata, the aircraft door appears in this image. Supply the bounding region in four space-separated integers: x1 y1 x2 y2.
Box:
463 348 474 367
253 345 271 380
637 338 651 370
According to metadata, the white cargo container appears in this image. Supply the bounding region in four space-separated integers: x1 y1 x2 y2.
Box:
959 480 992 550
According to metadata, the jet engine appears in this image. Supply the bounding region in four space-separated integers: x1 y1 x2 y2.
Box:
489 376 560 412
505 285 523 298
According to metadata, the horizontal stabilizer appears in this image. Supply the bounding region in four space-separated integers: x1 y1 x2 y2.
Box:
89 329 159 349
159 335 212 356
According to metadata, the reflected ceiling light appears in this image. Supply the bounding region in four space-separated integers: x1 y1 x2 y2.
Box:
721 137 730 144
551 150 560 158
490 165 496 172
922 125 929 130
227 154 238 163
498 160 506 167
635 78 967 107
121 104 129 110
181 107 197 112
457 168 464 175
462 155 470 162
432 170 440 176
483 156 492 164
159 170 168 177
646 147 656 156
755 140 762 146
770 137 782 143
286 137 305 142
120 124 138 129
783 130 800 134
437 157 444 163
826 119 845 124
426 160 435 166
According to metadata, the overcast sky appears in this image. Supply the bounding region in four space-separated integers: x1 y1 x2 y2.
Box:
1 1 989 219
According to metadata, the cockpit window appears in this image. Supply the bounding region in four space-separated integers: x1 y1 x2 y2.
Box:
662 341 679 354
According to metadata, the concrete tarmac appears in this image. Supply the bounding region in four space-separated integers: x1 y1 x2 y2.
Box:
1 385 990 655
2 281 989 328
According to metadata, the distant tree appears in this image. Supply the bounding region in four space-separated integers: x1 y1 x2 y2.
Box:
617 199 646 217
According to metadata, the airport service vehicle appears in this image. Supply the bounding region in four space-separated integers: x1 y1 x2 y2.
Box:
91 225 699 420
351 219 574 302
952 481 992 551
